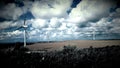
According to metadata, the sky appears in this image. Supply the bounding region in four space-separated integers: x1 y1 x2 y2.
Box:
0 0 120 43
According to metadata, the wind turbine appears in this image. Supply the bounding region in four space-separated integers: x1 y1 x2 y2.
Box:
81 30 96 40
91 24 107 40
16 18 28 47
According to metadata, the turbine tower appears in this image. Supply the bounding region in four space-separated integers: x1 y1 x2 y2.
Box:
92 30 96 40
46 32 49 43
23 19 27 47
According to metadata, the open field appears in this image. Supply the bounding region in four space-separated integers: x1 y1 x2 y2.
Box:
27 40 120 51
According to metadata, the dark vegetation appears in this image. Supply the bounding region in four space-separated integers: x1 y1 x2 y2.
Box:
0 45 120 68
0 42 34 49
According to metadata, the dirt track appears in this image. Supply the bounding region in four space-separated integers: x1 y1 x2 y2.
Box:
27 40 120 51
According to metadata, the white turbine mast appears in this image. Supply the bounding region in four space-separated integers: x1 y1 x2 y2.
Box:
46 32 49 43
23 18 28 47
92 29 96 40
92 23 99 40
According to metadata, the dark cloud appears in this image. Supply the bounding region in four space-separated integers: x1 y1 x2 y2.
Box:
0 3 23 20
19 11 34 20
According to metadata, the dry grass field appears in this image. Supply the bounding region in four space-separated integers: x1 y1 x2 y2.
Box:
27 40 120 51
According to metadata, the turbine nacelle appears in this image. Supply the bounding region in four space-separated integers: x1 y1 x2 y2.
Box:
22 25 28 28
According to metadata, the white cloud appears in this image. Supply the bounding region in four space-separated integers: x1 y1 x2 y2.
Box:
49 17 61 28
10 30 22 35
0 20 23 30
69 0 116 23
30 0 73 18
31 19 48 29
51 33 57 38
86 14 120 34
67 17 86 24
0 3 23 20
95 18 110 26
66 29 73 34
58 23 67 30
108 18 120 33
29 28 40 35
0 21 12 30
112 18 120 26
110 27 120 33
29 30 37 35
0 30 23 40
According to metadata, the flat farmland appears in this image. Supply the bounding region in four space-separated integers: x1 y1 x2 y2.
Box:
27 40 120 51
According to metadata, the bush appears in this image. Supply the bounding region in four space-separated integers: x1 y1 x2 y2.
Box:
62 45 77 53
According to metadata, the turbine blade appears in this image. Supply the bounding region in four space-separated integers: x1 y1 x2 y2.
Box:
16 26 23 30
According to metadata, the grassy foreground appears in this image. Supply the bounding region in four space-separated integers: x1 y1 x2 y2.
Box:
0 45 120 68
